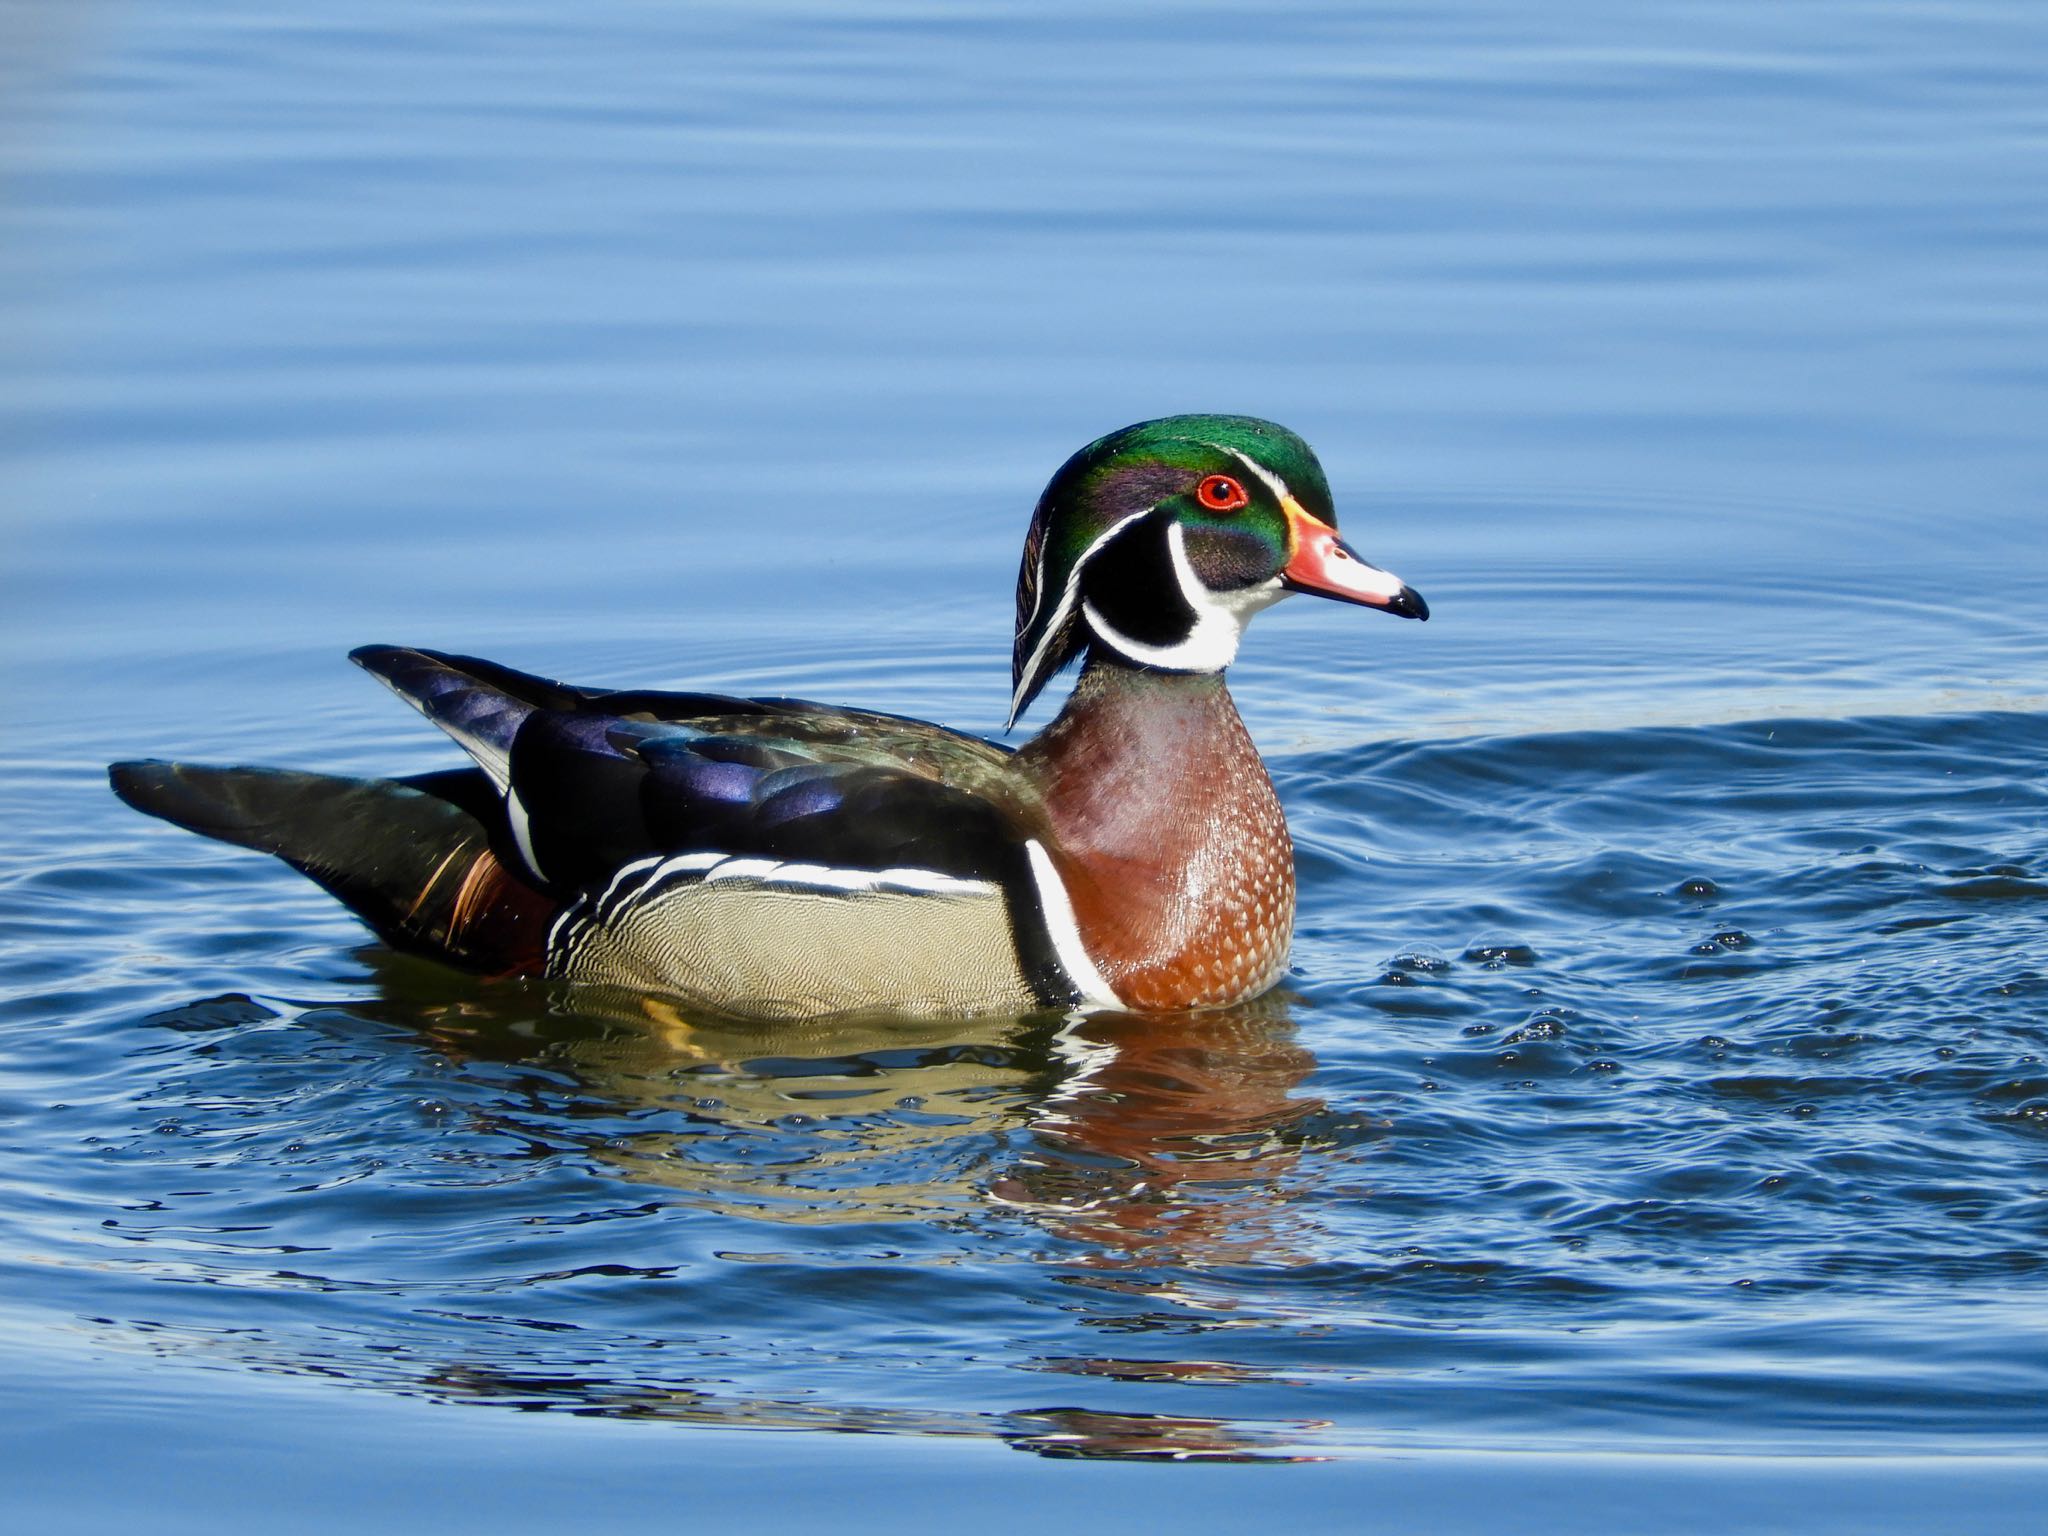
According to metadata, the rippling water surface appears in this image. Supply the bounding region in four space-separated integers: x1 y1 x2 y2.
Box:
4 1 2047 1528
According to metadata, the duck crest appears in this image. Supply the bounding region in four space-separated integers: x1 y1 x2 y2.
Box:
1016 661 1294 1009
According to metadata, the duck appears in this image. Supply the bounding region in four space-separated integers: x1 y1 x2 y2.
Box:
110 414 1426 1021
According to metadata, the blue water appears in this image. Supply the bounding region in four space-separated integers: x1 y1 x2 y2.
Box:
4 1 2048 1527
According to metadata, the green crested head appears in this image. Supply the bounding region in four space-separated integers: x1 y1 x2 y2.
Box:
1008 414 1426 725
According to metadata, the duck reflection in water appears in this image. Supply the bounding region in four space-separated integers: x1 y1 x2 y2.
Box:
137 955 1340 1460
987 1000 1324 1272
424 1361 1324 1462
346 958 1335 1458
371 952 1327 1271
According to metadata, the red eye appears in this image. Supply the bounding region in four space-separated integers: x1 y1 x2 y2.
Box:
1196 474 1249 513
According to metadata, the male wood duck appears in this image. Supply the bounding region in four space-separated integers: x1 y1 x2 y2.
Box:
111 415 1426 1021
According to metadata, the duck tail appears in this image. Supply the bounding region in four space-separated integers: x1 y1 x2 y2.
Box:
108 761 558 976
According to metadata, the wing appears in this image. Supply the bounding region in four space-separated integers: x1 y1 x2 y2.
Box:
348 646 1094 1014
350 644 1029 886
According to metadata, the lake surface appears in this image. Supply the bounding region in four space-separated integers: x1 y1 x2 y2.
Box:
3 1 2046 1527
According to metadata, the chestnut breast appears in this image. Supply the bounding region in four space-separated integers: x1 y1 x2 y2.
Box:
1016 665 1295 1009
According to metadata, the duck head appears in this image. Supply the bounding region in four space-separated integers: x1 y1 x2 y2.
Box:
1009 414 1427 725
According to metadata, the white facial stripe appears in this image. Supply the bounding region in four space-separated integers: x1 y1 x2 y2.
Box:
1215 444 1294 505
1009 506 1153 726
1017 524 1053 640
1081 520 1285 674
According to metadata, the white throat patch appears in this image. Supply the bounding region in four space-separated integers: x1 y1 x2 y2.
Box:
1081 519 1286 674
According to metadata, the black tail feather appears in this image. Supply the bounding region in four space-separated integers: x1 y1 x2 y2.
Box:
110 761 557 975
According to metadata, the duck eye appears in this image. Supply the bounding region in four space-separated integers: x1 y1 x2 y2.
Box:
1195 474 1249 513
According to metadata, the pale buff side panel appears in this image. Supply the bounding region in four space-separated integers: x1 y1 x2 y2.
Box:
546 855 1042 1020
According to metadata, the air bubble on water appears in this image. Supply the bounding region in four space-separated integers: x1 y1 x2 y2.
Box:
1462 942 1538 968
1391 949 1452 974
1503 1016 1567 1044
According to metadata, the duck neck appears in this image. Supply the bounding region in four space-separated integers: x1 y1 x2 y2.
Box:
1014 653 1295 1009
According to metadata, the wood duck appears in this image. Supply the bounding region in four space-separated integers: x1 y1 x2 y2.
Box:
111 415 1426 1021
